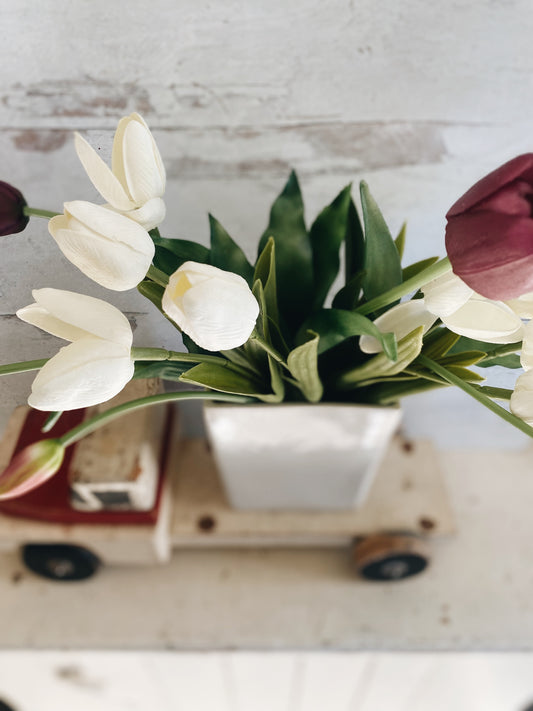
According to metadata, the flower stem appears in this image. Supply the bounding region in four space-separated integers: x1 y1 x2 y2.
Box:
0 358 48 376
131 347 227 367
356 257 451 316
146 265 169 287
418 354 533 439
58 390 254 448
22 207 60 220
249 333 285 364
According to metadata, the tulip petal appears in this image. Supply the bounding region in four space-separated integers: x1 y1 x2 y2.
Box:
519 320 533 370
506 292 533 319
445 211 533 299
447 154 533 217
422 270 473 318
441 296 524 343
63 201 155 255
121 119 165 204
510 370 533 425
17 288 133 347
182 279 259 351
49 202 155 291
359 300 437 354
119 197 166 231
28 337 134 411
74 132 135 211
52 227 153 291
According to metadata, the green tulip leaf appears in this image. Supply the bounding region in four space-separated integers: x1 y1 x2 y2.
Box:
421 327 461 360
180 362 264 397
360 181 402 303
332 269 365 310
254 237 280 329
402 256 439 283
150 235 210 274
209 214 254 286
300 308 397 361
394 222 407 260
344 198 365 284
309 184 352 310
337 326 424 388
257 171 313 333
448 337 522 369
287 331 323 403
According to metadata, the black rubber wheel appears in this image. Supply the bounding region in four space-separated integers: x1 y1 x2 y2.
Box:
21 544 101 581
353 533 430 581
0 700 18 711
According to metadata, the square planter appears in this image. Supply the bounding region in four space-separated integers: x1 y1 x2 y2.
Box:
203 402 401 511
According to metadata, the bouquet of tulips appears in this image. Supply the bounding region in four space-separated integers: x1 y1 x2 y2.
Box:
1 112 533 499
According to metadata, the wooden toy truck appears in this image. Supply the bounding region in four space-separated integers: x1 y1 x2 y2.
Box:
0 383 454 582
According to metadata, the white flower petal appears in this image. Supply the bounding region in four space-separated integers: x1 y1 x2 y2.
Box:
510 370 533 426
50 202 155 291
63 201 155 255
17 303 89 342
441 296 524 344
28 337 134 411
506 292 533 319
359 299 438 354
74 132 135 211
422 270 473 317
119 197 166 231
122 119 165 204
29 288 132 347
162 262 259 351
520 320 533 370
52 227 153 291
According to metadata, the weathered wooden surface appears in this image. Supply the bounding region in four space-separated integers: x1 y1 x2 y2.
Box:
1 0 532 449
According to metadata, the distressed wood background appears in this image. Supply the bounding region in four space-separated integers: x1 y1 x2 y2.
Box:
1 0 532 446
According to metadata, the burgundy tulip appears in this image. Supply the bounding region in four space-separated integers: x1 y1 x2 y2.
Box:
445 154 533 300
0 180 29 236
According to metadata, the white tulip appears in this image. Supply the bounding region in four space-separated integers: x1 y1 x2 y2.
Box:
440 296 524 344
359 299 438 354
17 288 134 411
74 113 166 230
421 270 473 317
48 200 155 291
510 370 533 426
162 261 259 352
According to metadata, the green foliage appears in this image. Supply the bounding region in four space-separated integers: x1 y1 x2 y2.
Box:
209 214 254 286
135 169 524 427
360 181 402 304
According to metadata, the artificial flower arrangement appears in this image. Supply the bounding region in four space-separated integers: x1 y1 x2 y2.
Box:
1 112 533 499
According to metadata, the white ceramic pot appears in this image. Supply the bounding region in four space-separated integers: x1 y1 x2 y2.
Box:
203 402 401 511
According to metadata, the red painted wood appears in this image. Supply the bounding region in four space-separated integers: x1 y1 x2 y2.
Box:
0 406 172 526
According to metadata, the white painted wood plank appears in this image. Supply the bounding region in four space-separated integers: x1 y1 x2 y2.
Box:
1 0 533 128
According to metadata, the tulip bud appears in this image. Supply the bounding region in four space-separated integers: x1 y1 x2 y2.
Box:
162 261 260 351
48 200 155 291
0 181 29 236
74 113 166 230
0 439 64 500
446 154 533 300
